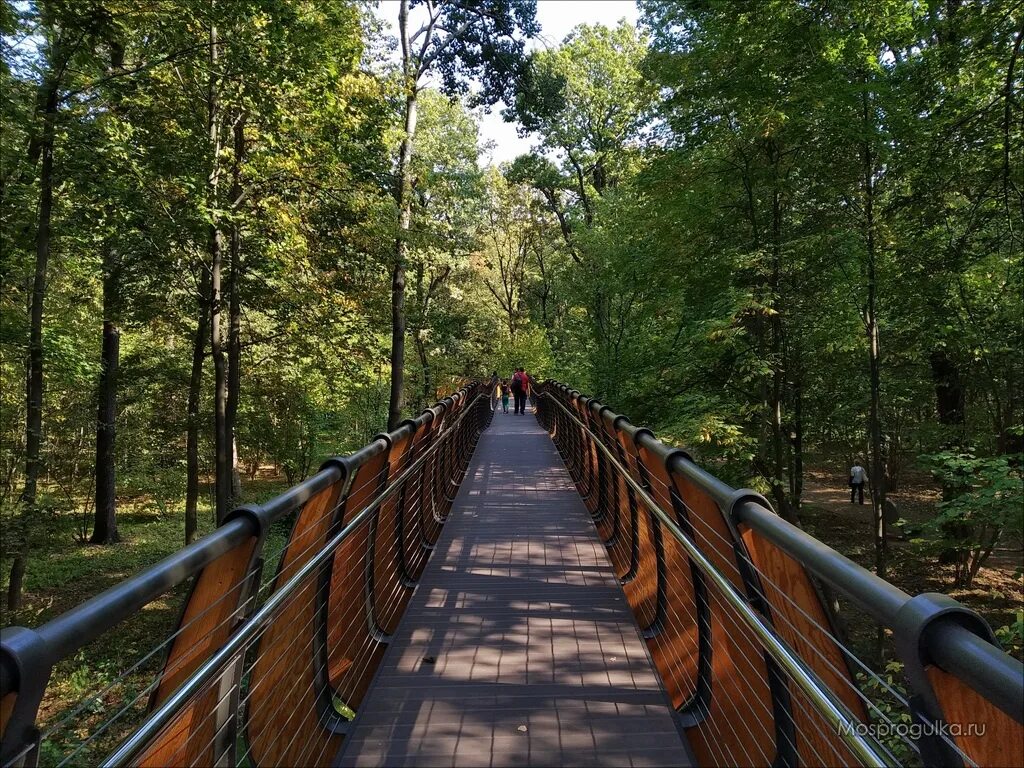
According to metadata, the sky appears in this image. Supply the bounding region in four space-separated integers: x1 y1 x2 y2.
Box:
372 0 640 165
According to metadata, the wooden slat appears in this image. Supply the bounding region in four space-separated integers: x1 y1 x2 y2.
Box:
152 542 259 703
328 448 388 688
137 538 259 768
374 431 413 635
575 397 600 514
741 528 867 765
246 482 344 768
327 525 383 710
670 474 776 768
418 413 444 547
927 665 1024 768
617 428 659 631
591 420 617 546
636 443 700 710
600 419 634 580
402 420 433 581
0 693 15 743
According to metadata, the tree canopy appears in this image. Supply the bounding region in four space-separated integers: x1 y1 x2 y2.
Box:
1 0 1020 614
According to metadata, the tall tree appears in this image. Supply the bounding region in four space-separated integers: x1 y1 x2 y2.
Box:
207 14 230 524
6 0 121 605
387 0 538 429
482 173 533 341
505 21 655 401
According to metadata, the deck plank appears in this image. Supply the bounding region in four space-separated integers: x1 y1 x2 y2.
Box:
335 408 693 768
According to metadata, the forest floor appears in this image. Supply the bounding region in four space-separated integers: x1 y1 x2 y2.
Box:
798 465 1023 662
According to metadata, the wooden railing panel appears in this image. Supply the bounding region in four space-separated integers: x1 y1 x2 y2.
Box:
137 538 260 767
599 418 633 579
670 473 776 768
740 528 867 765
617 426 659 631
927 666 1024 768
245 482 344 768
403 419 433 581
634 444 700 710
0 694 15 748
373 430 413 635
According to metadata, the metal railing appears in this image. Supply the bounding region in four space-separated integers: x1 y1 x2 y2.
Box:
2 377 1020 768
0 383 492 767
534 381 1023 768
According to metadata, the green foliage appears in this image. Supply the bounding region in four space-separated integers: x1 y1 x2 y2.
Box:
855 661 919 766
0 0 523 588
408 0 539 106
923 451 1024 587
490 324 554 381
995 612 1024 658
2 1 1022 758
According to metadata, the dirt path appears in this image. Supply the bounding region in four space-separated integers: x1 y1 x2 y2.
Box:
797 466 1022 652
801 468 875 521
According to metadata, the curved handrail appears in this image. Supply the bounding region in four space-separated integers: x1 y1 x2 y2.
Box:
537 387 889 766
0 384 491 767
101 389 487 766
535 380 1024 768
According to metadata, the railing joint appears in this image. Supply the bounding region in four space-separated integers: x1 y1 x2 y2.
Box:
893 593 1001 766
0 627 52 768
724 488 775 526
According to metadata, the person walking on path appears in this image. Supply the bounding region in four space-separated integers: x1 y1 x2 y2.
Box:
500 380 510 413
849 460 867 504
510 368 527 415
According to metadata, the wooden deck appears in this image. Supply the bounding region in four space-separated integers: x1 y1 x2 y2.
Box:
335 407 693 767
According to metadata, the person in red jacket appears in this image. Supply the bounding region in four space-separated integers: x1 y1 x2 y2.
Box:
510 368 527 414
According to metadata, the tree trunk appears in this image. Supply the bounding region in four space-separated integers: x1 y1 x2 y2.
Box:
185 272 209 545
791 363 804 513
861 87 888 660
227 115 245 504
388 2 419 431
91 264 120 544
10 65 60 610
415 335 431 408
769 316 793 521
207 21 230 524
388 256 408 432
930 349 966 432
929 349 972 565
767 150 795 524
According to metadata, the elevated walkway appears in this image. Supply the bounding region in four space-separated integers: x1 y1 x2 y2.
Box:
337 412 692 767
1 381 1020 768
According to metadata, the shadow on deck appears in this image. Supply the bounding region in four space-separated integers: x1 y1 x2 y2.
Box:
335 411 694 768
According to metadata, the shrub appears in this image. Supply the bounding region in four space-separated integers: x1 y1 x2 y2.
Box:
923 451 1024 588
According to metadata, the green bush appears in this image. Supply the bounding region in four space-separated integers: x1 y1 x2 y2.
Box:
922 451 1024 588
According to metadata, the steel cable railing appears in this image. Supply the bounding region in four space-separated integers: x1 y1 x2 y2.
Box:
0 383 492 768
534 381 1023 768
3 378 1020 768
